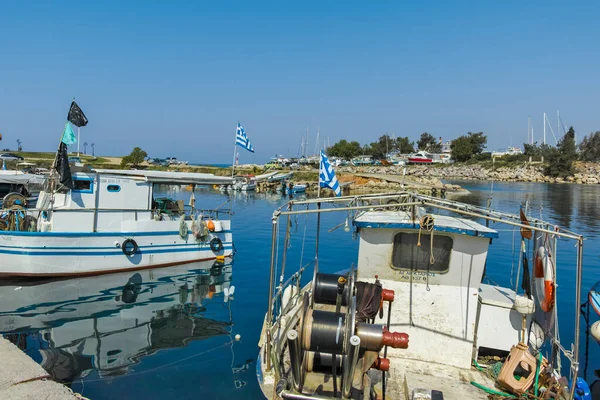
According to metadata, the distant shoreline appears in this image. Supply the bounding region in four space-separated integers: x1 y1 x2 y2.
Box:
6 151 600 187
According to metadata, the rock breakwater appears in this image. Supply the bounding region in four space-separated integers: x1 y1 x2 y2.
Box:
338 162 600 185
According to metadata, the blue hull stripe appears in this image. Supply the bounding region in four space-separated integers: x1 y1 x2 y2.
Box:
0 242 232 251
0 245 233 257
0 229 232 238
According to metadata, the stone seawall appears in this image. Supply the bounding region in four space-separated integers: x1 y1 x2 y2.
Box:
0 336 79 399
337 162 600 185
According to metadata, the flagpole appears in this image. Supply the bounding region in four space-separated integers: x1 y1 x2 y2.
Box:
317 154 321 198
77 127 81 157
231 123 238 178
315 146 322 272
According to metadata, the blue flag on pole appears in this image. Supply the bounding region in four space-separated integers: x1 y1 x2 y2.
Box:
319 151 341 197
235 123 254 153
61 121 77 145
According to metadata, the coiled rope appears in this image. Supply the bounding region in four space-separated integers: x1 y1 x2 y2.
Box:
417 214 435 291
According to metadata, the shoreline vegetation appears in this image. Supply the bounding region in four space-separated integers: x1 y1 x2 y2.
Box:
6 150 600 198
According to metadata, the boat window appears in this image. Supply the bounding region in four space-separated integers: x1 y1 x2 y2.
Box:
107 185 121 192
72 178 93 193
391 232 452 273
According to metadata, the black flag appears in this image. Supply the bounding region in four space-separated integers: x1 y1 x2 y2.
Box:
55 142 74 189
67 101 88 127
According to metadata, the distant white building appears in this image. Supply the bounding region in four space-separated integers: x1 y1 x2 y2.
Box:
491 146 523 158
441 140 452 154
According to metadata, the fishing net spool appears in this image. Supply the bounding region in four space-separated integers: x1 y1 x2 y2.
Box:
2 193 27 209
289 267 409 395
0 193 36 232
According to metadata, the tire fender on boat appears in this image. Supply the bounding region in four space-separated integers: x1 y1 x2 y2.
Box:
534 246 555 312
210 237 223 253
122 238 139 256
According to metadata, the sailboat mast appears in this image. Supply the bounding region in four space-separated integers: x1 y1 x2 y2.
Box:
386 132 389 155
543 112 546 145
305 126 308 157
314 127 320 157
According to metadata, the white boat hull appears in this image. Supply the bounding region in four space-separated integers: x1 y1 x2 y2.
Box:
0 223 232 277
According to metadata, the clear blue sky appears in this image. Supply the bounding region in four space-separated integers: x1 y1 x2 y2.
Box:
1 1 598 163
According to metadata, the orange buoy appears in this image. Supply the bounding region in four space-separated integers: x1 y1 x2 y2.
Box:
534 246 555 312
207 220 215 232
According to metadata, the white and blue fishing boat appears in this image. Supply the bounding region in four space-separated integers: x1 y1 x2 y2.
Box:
286 183 307 194
268 171 294 182
350 155 374 166
0 169 234 277
257 192 586 399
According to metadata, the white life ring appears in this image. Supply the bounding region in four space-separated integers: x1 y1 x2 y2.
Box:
534 246 555 312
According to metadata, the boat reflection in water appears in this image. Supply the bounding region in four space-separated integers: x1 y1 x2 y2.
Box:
0 260 233 384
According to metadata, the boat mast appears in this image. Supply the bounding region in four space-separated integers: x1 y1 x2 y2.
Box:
543 112 546 145
386 132 389 155
305 126 308 157
528 116 531 144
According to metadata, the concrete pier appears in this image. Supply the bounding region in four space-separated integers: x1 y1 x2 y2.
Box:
0 336 80 399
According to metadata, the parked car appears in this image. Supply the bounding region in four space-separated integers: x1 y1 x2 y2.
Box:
0 153 24 161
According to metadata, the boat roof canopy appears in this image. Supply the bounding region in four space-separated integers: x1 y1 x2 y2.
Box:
0 172 46 185
90 169 234 185
353 210 499 239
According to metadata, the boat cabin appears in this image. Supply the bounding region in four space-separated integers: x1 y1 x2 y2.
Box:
354 210 525 370
36 169 232 232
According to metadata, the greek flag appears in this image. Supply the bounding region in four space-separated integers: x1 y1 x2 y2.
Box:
319 151 341 197
235 123 254 153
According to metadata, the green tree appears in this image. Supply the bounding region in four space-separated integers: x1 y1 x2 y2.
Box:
417 132 436 151
450 136 474 162
523 142 541 158
367 134 395 159
450 132 488 162
466 132 487 155
579 131 600 161
327 140 363 159
121 147 148 168
524 142 554 160
395 136 415 153
545 127 577 178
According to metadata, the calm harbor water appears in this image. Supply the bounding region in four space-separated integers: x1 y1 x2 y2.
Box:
0 181 599 399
